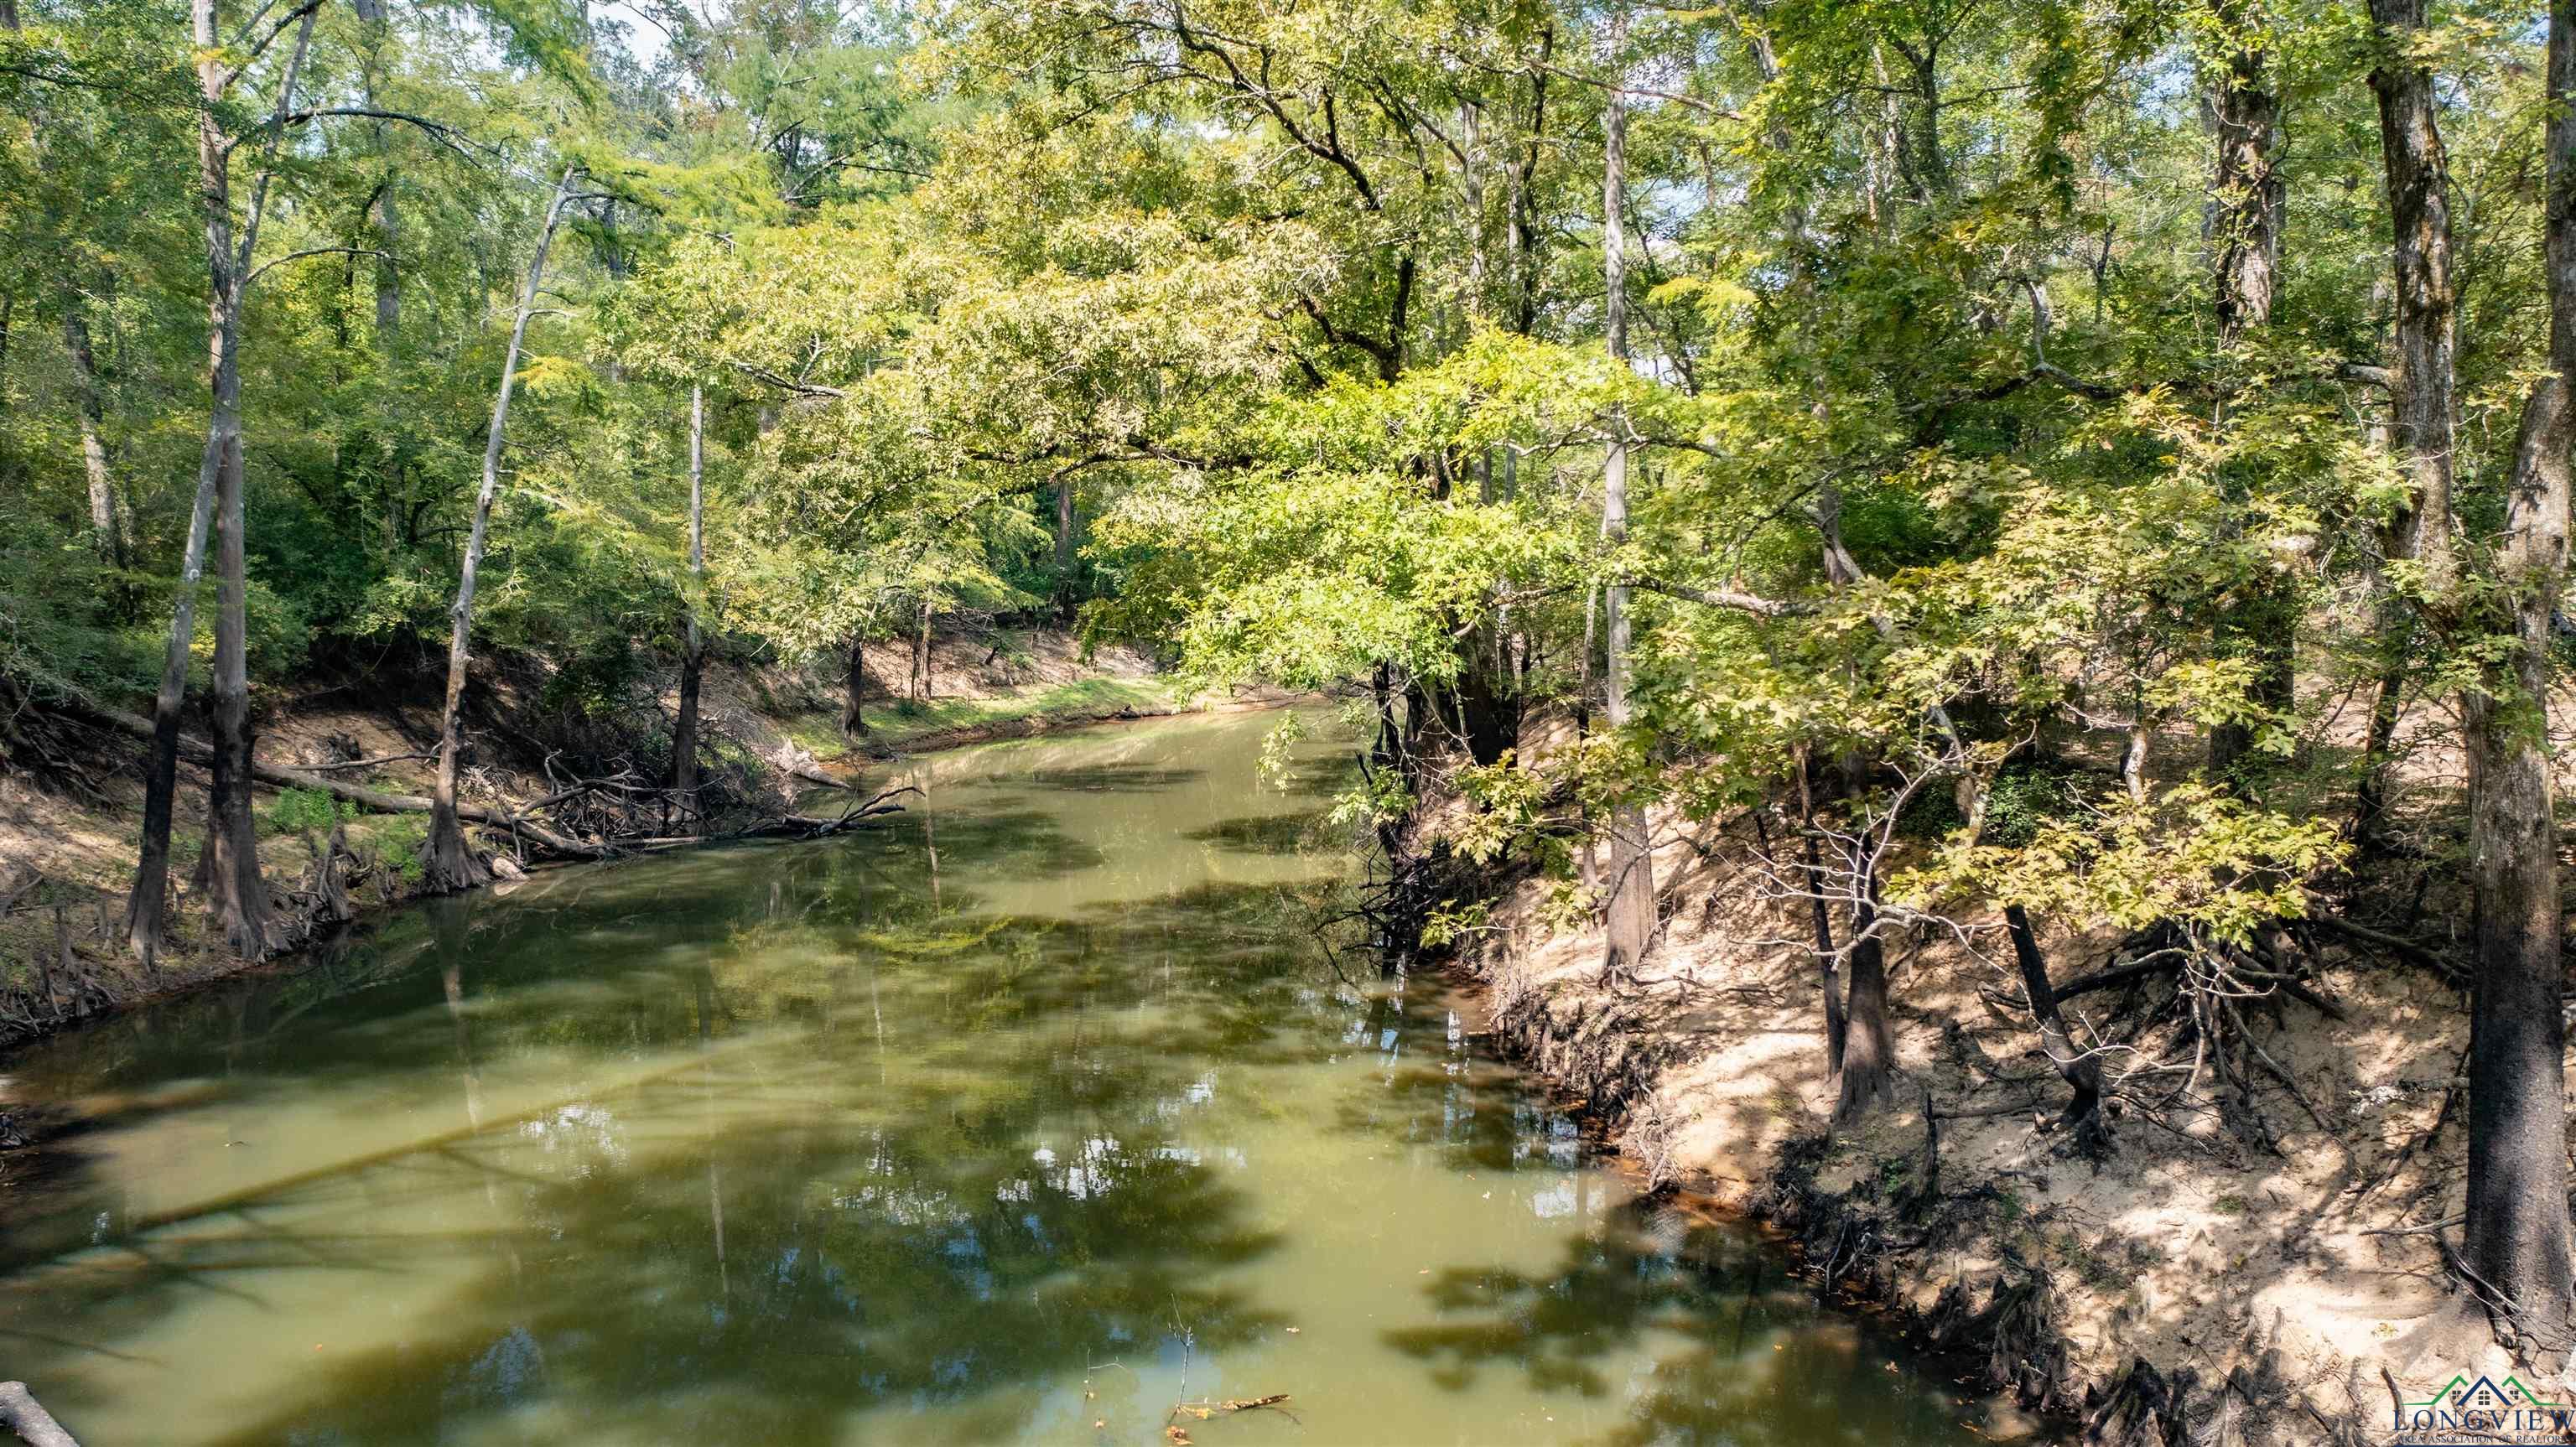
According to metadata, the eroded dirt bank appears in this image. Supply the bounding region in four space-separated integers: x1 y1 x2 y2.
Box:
1415 736 2552 1446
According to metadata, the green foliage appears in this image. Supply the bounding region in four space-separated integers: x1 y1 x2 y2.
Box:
1897 784 2349 947
363 814 432 886
0 0 2561 1006
264 788 356 838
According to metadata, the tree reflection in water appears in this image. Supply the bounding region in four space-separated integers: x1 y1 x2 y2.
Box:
0 711 2007 1447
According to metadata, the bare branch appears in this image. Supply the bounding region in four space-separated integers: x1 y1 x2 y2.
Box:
1632 578 1813 616
244 245 387 290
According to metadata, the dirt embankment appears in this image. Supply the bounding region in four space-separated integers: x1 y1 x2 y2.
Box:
1420 721 2553 1446
0 625 1250 1043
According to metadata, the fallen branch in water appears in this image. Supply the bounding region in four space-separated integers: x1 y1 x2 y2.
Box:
0 1382 80 1447
733 786 921 839
1164 1394 1295 1442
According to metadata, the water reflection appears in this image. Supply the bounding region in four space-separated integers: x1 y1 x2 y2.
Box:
0 709 2013 1447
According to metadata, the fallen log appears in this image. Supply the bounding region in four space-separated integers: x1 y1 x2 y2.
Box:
80 701 612 860
0 1382 80 1447
2046 953 2183 1005
2308 913 2470 987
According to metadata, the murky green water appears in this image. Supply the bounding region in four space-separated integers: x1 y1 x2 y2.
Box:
0 709 2012 1446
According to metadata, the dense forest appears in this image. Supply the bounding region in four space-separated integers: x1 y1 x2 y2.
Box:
5 0 2576 1387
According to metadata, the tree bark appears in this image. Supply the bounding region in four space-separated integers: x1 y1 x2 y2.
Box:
0 1381 80 1447
204 428 271 957
2366 0 2459 598
62 301 121 567
2003 904 2106 1149
1053 477 1077 618
1598 6 1654 983
2209 2 2282 349
2456 0 2576 1359
911 600 932 701
669 381 705 805
841 634 872 740
1832 887 1897 1124
425 165 578 893
2206 0 2293 781
143 0 318 962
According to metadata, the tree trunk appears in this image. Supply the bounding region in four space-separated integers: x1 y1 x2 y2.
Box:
121 5 248 960
1598 7 1654 983
2209 3 2281 348
911 601 932 702
2457 0 2576 1359
351 0 400 343
121 429 221 962
1794 757 1850 1071
425 165 578 894
1832 885 1897 1124
669 381 705 806
1052 477 1077 617
1803 828 1847 1071
203 427 271 958
1509 27 1550 337
2366 0 2459 598
62 301 121 567
2206 1 2291 781
2003 904 2106 1150
841 634 871 740
135 0 316 962
196 143 267 958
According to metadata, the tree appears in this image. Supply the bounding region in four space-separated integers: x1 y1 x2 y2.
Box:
2454 0 2576 1361
670 381 706 801
127 0 325 962
1596 3 1653 985
423 164 581 893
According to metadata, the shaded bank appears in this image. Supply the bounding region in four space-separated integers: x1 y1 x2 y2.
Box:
0 629 1266 1050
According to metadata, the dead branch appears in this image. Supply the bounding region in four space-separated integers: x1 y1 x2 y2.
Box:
0 1381 80 1447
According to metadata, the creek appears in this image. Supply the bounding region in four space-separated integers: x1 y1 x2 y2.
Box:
0 707 2014 1445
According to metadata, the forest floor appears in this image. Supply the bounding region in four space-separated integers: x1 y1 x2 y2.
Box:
0 624 1256 1042
1427 712 2558 1445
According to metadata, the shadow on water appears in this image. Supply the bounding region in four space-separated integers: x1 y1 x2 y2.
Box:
1015 763 1208 793
1383 1205 1979 1446
1181 811 1330 856
873 807 1110 878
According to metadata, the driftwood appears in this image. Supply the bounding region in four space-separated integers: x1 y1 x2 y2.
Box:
732 786 919 840
2308 913 2470 987
299 750 434 773
0 1382 80 1447
81 699 611 859
1165 1393 1293 1443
